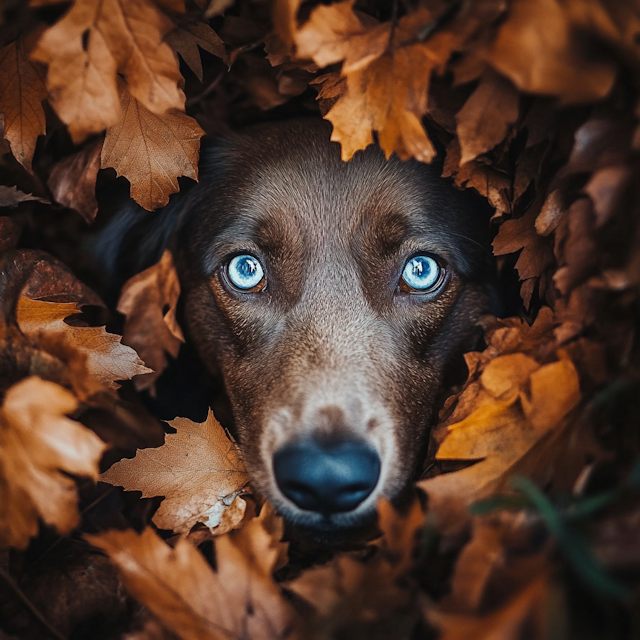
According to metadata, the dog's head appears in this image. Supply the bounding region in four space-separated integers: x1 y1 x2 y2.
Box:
107 119 494 534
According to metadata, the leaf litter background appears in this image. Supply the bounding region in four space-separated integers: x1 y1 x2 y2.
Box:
0 0 639 639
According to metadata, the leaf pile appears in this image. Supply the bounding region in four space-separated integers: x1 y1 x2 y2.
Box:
1 1 640 640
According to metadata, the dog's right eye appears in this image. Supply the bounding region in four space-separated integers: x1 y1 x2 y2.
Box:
227 254 266 291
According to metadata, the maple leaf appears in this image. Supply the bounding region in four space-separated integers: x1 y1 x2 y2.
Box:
117 249 185 393
48 139 102 223
16 295 151 400
0 39 47 172
101 80 204 210
102 410 249 535
88 507 295 640
0 376 106 548
420 352 580 532
31 0 185 142
167 22 228 82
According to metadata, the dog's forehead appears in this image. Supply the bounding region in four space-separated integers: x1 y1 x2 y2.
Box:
195 121 489 277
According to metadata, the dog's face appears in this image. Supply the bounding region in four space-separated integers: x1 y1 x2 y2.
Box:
173 120 492 534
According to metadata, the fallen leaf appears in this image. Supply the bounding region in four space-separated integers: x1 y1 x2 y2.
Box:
32 0 184 142
101 80 204 210
0 185 47 208
117 249 184 392
16 295 151 400
489 0 617 104
88 507 295 640
456 69 519 165
493 205 555 282
420 347 580 531
0 39 47 172
427 575 550 640
48 139 102 223
102 409 249 535
167 22 227 82
0 376 106 548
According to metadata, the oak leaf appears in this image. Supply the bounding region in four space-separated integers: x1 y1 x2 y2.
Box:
0 376 106 548
88 507 295 640
101 81 204 210
0 39 47 172
16 295 151 400
117 249 184 393
102 410 249 535
31 0 184 142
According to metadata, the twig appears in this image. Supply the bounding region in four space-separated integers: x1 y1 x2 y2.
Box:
0 564 67 640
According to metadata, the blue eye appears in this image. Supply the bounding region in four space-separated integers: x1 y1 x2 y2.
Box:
227 254 265 290
401 255 442 292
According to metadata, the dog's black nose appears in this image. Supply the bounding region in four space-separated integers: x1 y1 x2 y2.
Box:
273 439 380 513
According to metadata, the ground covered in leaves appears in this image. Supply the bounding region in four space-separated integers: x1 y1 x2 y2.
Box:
0 0 640 639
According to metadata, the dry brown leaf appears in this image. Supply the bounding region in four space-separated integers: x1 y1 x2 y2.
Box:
167 22 227 82
0 39 47 172
0 376 106 548
420 352 580 531
102 409 248 535
117 249 184 393
0 185 47 208
493 205 555 282
426 575 550 640
48 140 102 223
101 80 204 210
456 69 519 165
88 508 295 640
32 0 184 142
16 296 150 400
489 0 617 104
288 499 423 626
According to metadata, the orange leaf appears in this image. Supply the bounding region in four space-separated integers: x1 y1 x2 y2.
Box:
16 295 151 400
88 508 294 640
32 0 184 142
0 377 106 548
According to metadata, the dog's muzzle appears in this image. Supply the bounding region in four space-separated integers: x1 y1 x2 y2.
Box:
273 438 381 514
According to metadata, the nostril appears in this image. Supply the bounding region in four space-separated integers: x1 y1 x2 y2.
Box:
273 439 380 514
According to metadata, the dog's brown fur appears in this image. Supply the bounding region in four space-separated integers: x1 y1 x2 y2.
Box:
105 119 494 533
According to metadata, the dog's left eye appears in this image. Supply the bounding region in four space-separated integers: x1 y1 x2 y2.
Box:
400 255 443 293
227 254 266 291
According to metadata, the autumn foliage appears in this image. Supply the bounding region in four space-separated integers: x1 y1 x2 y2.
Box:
0 1 640 639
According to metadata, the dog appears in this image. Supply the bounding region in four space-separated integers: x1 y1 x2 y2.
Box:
101 119 495 536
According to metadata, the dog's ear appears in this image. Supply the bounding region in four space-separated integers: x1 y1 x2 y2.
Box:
95 197 185 287
95 137 232 288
